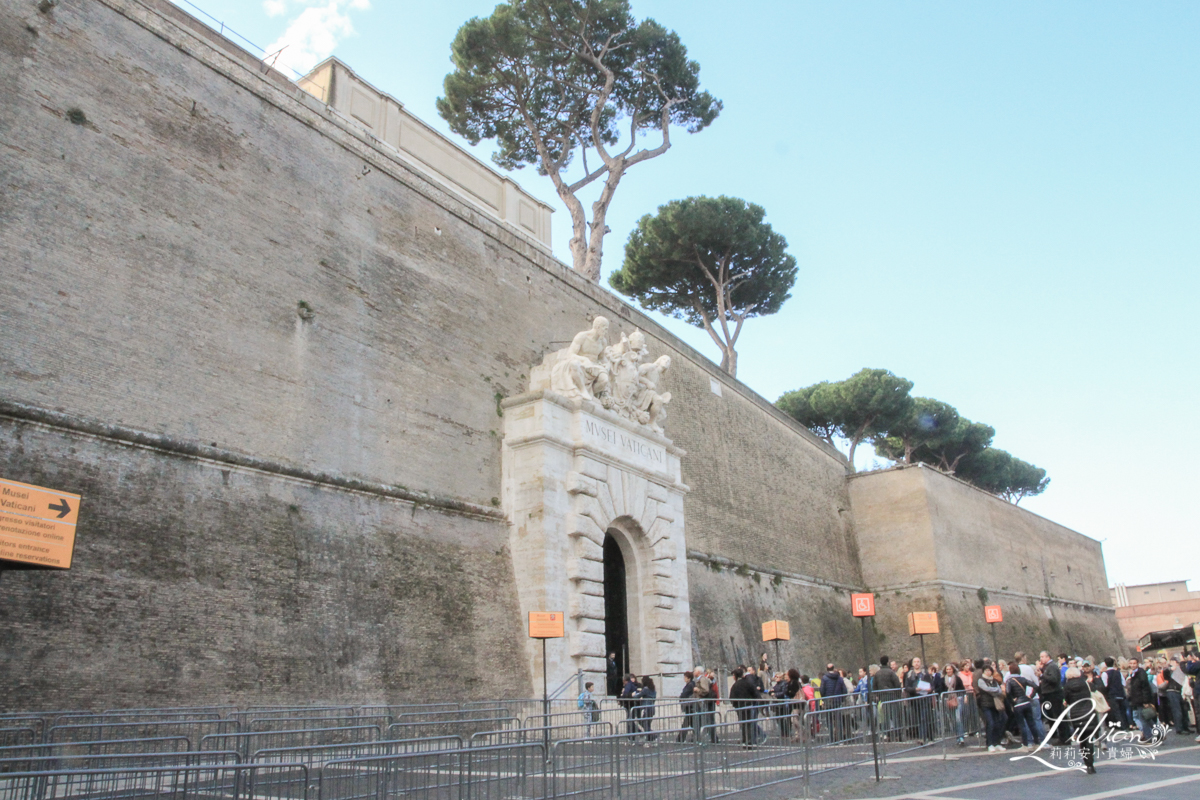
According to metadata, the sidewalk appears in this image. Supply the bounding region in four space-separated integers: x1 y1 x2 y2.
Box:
793 736 1200 799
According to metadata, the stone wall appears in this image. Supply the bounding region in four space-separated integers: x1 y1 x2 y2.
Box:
0 414 529 710
849 465 1124 663
0 0 859 705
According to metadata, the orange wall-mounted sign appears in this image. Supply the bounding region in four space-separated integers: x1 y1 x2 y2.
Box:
908 612 940 636
0 478 80 569
984 605 1003 624
528 611 564 639
762 620 790 641
851 593 876 617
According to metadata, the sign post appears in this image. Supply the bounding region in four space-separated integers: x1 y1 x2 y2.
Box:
851 593 879 782
761 619 790 673
984 605 1003 664
0 478 81 570
907 612 940 668
529 611 564 753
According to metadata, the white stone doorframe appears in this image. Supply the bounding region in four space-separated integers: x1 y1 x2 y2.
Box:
501 389 691 699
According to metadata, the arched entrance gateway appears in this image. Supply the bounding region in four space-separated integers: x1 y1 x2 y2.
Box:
502 318 691 697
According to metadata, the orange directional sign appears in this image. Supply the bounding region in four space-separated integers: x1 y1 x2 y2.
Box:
762 620 790 641
908 611 940 636
984 605 1003 624
851 593 876 617
0 477 80 569
528 611 564 639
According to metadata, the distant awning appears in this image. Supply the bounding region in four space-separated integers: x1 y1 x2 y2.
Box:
1137 624 1199 653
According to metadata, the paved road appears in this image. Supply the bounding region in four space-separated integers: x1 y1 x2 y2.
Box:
795 736 1200 799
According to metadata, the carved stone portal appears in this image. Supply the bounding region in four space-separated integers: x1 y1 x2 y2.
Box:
502 318 690 697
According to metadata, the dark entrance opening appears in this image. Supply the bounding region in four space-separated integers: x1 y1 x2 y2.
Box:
603 532 629 696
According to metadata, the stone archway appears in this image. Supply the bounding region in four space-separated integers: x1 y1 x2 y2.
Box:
502 324 691 697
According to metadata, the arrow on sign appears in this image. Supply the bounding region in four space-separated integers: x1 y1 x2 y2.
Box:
48 499 71 519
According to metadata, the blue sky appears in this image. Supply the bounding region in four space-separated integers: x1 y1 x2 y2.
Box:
170 0 1198 589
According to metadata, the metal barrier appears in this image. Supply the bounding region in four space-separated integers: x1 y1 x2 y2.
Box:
252 737 463 767
0 723 41 745
470 722 614 747
246 716 389 733
0 735 33 752
0 762 307 800
47 720 238 745
232 708 355 726
385 717 519 742
0 737 193 764
201 727 379 758
102 706 237 717
59 712 224 726
318 743 544 800
0 695 996 799
357 703 459 719
394 707 509 724
0 750 239 775
554 728 699 800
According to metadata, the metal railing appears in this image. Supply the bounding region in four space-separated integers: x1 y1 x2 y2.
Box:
0 762 308 800
200 727 379 758
0 694 989 800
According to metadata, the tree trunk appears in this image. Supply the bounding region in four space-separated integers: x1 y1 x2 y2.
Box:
723 346 737 378
846 437 860 473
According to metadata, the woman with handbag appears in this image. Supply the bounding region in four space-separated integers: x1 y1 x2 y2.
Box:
1064 666 1099 774
976 666 1008 752
941 663 966 745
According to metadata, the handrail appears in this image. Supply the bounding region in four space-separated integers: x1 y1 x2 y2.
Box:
547 670 584 701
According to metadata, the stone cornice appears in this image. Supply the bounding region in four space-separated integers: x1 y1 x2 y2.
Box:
0 399 506 522
870 577 1116 613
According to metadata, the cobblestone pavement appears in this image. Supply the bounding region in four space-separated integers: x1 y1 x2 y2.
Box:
769 734 1200 799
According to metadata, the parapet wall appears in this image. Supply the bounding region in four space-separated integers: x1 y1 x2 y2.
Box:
0 0 859 705
849 465 1124 661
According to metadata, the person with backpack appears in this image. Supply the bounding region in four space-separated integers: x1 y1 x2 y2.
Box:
1005 664 1040 748
577 681 600 736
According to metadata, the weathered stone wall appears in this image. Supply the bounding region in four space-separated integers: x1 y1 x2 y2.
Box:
0 0 858 705
0 415 529 710
686 563 865 677
849 465 1124 662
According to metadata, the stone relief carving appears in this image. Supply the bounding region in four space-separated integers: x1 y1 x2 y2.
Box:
543 317 672 434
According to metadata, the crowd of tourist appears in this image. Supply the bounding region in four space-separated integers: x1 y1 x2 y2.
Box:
591 648 1200 775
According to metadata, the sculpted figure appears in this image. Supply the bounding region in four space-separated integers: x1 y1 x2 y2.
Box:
550 316 611 399
635 355 672 433
603 330 649 410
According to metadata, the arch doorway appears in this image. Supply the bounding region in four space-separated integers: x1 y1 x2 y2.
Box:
603 532 629 695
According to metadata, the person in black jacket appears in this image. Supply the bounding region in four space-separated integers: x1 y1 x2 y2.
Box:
606 653 621 696
1125 658 1155 743
819 664 848 740
873 656 902 740
678 670 696 742
1100 657 1129 731
619 674 640 734
1063 667 1098 774
1038 651 1068 745
1183 651 1200 743
729 667 762 747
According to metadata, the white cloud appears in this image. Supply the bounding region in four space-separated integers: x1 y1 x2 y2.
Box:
263 0 371 75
